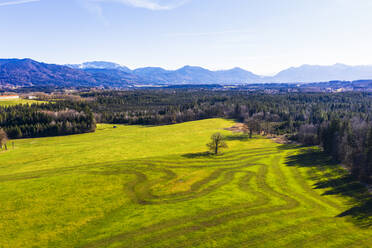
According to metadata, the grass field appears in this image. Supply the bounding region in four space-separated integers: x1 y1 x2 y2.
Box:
0 98 46 106
0 118 371 247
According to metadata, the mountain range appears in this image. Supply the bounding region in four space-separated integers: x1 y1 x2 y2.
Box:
2 58 372 88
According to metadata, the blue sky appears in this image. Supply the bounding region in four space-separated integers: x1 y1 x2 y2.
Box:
1 0 372 75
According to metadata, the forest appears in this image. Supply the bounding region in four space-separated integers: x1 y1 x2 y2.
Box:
0 102 96 139
1 89 372 182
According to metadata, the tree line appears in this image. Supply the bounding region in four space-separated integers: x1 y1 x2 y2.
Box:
0 102 96 139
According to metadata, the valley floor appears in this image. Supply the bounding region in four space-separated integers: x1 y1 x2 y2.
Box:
0 119 371 247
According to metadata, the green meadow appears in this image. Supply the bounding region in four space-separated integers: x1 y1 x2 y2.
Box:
0 98 46 106
0 118 371 247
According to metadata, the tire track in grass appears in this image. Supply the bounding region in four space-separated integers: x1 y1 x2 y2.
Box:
109 161 300 248
282 150 342 211
136 154 307 248
90 163 261 205
271 153 328 210
131 211 322 248
289 166 342 210
77 156 268 247
82 154 301 248
236 217 336 248
169 210 320 248
279 225 348 248
81 168 268 248
228 153 338 248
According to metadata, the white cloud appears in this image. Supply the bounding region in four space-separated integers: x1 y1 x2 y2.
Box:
79 0 189 25
79 0 108 23
85 0 189 11
0 0 40 7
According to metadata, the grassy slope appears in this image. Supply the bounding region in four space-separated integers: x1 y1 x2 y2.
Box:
0 99 46 106
0 119 371 247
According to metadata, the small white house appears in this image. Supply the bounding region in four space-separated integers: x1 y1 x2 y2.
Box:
0 95 19 100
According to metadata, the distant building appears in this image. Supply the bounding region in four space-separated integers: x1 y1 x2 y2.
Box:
28 96 37 100
0 95 19 100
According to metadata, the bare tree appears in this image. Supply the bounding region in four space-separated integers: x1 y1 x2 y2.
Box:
0 128 8 150
244 118 261 138
207 133 228 155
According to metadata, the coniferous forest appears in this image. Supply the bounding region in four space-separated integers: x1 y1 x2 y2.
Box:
0 102 96 139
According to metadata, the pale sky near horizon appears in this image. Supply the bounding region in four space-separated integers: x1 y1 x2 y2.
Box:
1 0 372 75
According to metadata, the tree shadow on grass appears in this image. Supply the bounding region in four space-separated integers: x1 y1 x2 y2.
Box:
284 147 337 168
276 143 303 151
284 147 372 228
182 152 212 159
182 151 231 159
224 134 250 141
